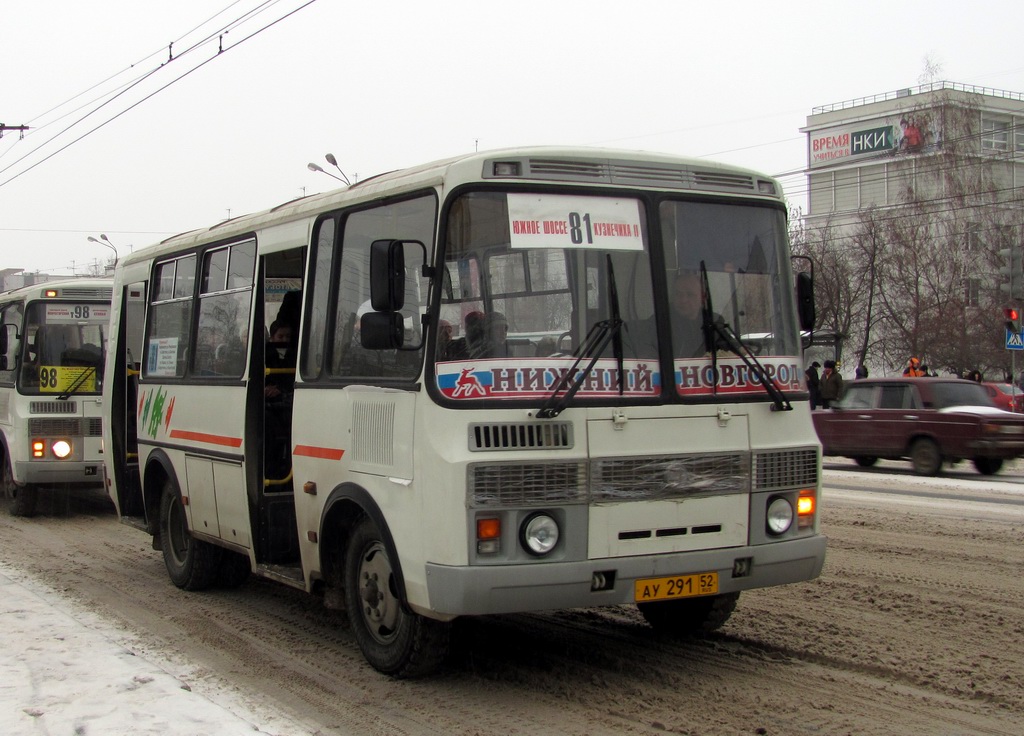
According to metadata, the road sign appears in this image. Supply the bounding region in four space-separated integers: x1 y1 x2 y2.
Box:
1007 329 1024 350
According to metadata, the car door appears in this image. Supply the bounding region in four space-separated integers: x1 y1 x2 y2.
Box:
874 383 918 455
820 383 877 455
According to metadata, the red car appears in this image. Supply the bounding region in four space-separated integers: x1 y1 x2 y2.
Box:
813 378 1024 475
982 382 1024 413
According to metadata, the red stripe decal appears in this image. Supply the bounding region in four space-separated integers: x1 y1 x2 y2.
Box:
168 429 243 448
293 445 345 461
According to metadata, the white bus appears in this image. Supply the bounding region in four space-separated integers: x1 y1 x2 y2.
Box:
103 147 826 676
1 278 112 516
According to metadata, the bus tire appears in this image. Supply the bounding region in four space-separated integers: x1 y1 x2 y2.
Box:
343 516 449 678
638 591 740 634
159 480 222 591
3 457 38 517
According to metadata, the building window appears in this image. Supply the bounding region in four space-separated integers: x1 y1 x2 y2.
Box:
981 115 1010 152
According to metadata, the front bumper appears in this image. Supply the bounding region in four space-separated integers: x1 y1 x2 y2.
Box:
423 534 827 617
15 460 105 487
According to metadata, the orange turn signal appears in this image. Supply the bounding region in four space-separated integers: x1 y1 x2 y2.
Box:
477 517 501 540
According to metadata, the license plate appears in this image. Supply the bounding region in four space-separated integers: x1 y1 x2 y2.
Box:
634 572 719 602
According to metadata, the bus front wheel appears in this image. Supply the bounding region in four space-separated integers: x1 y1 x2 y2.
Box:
159 481 222 591
343 516 449 678
2 457 37 517
638 592 740 634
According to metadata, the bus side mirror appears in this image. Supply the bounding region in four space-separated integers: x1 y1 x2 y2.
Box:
360 312 404 350
796 271 815 332
370 240 405 312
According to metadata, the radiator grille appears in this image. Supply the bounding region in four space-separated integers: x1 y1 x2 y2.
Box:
27 417 102 437
469 461 588 507
592 453 749 502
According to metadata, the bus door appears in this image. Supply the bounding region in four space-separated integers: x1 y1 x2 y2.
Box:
254 247 304 566
109 280 148 520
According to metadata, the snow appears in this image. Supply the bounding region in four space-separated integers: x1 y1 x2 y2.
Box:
0 564 310 736
2 462 1020 734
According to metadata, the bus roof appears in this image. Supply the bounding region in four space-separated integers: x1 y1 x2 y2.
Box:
118 146 785 267
0 277 114 302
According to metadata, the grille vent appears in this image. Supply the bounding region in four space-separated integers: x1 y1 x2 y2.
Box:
693 171 756 191
28 417 102 437
592 453 749 502
469 422 573 451
491 156 764 194
754 448 819 490
54 287 113 300
351 400 395 466
31 401 78 414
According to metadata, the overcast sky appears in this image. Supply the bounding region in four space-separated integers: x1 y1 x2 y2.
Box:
2 0 1023 276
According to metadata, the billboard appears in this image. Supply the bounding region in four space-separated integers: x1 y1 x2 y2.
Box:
808 113 940 168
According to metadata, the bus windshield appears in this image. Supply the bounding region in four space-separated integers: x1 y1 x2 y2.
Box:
19 301 109 395
434 191 801 404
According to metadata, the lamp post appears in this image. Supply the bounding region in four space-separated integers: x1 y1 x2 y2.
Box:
307 162 348 184
87 234 118 271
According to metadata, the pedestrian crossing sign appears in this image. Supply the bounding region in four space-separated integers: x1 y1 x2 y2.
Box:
1007 329 1024 350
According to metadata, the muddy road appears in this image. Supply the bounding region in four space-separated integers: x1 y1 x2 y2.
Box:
2 472 1022 735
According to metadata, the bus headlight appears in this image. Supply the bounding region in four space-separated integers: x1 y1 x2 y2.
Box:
766 496 794 535
51 440 73 459
520 512 559 556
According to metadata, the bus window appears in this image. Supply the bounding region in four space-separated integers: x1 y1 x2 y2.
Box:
145 255 196 378
192 241 255 378
328 196 434 380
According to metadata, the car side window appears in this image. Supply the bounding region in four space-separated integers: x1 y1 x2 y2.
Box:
879 385 910 409
839 384 874 409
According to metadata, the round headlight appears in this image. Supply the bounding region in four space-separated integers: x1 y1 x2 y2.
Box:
521 513 559 556
51 440 72 459
766 497 794 535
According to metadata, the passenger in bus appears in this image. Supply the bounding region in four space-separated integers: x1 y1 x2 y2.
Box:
670 271 709 358
479 312 509 358
264 320 295 401
667 272 733 360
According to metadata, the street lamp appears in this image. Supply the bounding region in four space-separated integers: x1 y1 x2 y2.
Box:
87 234 118 269
324 153 351 185
307 162 348 184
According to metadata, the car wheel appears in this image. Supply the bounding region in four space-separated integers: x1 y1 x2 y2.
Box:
973 457 1003 475
638 592 740 635
854 456 878 467
344 515 449 677
910 438 942 476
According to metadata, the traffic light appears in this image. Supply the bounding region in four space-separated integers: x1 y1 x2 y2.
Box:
999 246 1023 299
1004 306 1020 333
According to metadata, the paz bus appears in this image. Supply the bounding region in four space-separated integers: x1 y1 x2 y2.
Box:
1 278 112 516
102 147 826 676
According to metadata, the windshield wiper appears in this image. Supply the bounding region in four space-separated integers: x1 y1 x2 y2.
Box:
57 365 97 401
699 261 791 412
537 255 625 419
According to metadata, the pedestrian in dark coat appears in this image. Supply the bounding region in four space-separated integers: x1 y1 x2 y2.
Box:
819 360 844 409
805 361 821 409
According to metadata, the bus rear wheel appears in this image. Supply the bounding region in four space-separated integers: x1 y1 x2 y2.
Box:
343 516 449 678
638 592 740 635
159 480 222 591
3 457 37 517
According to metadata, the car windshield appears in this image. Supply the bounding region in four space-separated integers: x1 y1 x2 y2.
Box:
929 382 994 409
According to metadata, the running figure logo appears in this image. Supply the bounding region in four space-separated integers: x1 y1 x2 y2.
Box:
452 367 487 398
